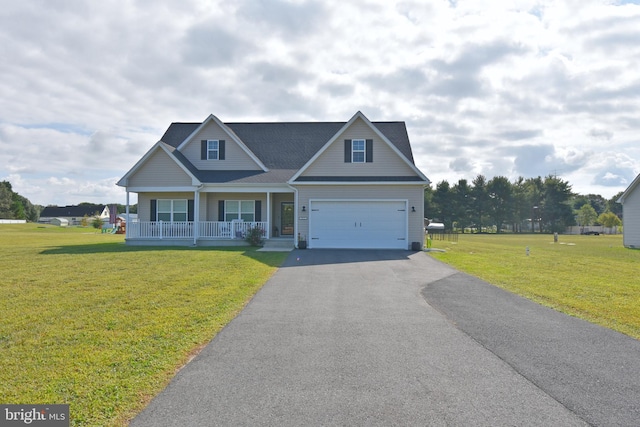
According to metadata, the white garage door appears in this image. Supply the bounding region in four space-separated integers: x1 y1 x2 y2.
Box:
308 200 407 249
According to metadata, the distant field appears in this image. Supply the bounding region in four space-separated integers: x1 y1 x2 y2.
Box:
0 224 288 426
428 233 640 340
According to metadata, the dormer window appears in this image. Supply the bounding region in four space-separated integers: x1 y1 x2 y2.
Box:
352 139 365 163
200 139 226 160
207 140 219 160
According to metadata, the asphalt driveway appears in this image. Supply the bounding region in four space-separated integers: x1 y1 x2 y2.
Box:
130 250 639 426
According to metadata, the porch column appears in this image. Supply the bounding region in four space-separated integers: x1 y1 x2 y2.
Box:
293 186 299 248
125 191 130 239
266 191 271 239
193 188 201 245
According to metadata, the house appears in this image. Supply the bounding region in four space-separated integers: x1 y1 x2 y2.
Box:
117 111 430 249
39 205 111 226
617 173 640 248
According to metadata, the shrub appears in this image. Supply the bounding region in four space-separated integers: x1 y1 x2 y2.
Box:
245 226 264 246
91 217 104 230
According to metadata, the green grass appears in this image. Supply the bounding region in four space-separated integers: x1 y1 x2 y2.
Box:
428 233 640 340
0 224 288 426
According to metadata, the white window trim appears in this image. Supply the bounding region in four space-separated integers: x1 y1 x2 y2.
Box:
157 199 188 222
352 139 365 163
207 140 219 160
224 200 255 222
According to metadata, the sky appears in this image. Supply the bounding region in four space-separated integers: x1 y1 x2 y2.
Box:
1 0 639 207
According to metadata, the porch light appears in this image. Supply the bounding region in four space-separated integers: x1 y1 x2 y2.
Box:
411 206 416 213
302 206 306 212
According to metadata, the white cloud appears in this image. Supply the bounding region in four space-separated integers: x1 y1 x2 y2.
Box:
1 0 639 204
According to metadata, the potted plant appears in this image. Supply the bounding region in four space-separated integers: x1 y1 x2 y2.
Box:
297 233 307 249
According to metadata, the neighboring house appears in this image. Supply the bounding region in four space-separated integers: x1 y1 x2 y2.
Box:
617 173 640 248
39 205 111 226
117 111 430 249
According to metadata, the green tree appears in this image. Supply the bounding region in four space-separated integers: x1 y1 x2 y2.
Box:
577 203 598 227
0 181 13 218
452 179 472 232
91 216 104 230
511 177 529 233
0 181 40 221
572 194 607 216
607 191 624 218
11 199 25 219
523 177 544 232
432 180 455 230
424 185 434 221
598 211 622 228
487 176 513 233
541 175 574 233
471 174 488 232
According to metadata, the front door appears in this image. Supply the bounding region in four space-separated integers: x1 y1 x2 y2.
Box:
281 202 294 236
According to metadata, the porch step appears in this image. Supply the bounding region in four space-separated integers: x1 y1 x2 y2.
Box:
258 239 295 252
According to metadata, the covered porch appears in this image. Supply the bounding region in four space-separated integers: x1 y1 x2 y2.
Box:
123 186 297 246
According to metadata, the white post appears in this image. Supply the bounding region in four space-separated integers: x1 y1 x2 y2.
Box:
266 191 271 239
125 191 130 239
194 188 200 245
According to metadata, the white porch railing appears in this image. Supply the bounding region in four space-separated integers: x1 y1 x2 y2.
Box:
127 221 268 239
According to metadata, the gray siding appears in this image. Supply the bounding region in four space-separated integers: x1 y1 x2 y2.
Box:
181 121 262 171
129 150 193 187
301 117 417 178
623 185 640 247
295 184 425 249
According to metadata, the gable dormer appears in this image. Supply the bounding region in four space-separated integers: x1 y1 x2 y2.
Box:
291 112 428 181
177 115 267 172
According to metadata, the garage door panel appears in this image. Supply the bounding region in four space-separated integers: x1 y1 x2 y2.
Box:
309 200 407 249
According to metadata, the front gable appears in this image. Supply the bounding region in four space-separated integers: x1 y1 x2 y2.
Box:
618 173 640 205
290 112 428 183
177 115 267 172
118 143 197 188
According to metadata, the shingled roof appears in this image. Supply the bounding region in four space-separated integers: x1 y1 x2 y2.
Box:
160 121 415 170
40 205 106 218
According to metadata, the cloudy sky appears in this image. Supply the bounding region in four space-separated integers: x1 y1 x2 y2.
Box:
1 0 639 206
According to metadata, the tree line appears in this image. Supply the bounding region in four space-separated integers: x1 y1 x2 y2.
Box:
0 181 138 222
425 174 624 233
0 181 41 222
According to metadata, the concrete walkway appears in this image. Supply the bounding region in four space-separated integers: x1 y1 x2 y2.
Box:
130 250 639 426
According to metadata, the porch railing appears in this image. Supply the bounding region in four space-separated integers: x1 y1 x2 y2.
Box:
127 221 268 239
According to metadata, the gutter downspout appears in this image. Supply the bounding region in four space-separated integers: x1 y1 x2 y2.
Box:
266 191 271 240
286 183 299 248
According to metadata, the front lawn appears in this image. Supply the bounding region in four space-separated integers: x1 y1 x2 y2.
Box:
428 233 640 340
0 224 288 426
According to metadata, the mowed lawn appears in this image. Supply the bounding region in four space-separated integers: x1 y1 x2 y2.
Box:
429 233 640 340
0 224 288 426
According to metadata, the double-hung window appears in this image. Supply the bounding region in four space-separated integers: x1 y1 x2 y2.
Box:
201 139 225 160
225 200 255 222
157 199 187 222
352 139 365 163
207 140 219 160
